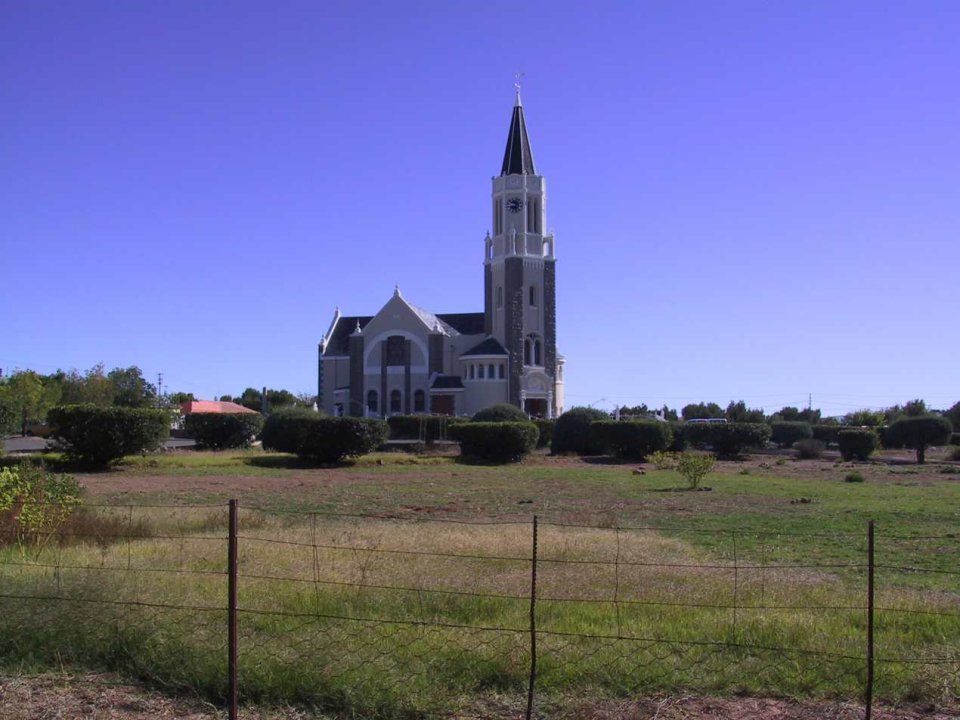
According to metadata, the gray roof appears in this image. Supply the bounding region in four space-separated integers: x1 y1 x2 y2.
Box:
460 337 508 357
323 315 372 356
430 375 465 390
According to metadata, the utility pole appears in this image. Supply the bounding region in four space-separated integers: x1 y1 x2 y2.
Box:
808 393 812 411
157 372 164 405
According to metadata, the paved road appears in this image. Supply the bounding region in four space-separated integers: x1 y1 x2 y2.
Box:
2 436 196 453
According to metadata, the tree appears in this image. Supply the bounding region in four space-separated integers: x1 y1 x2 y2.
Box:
946 401 960 431
885 415 953 464
843 409 885 427
0 370 61 435
660 405 679 422
54 365 115 407
237 388 263 412
265 389 297 408
681 402 724 421
725 400 765 423
773 406 822 424
167 391 195 405
107 366 157 408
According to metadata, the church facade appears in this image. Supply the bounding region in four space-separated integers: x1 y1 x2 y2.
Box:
317 92 564 419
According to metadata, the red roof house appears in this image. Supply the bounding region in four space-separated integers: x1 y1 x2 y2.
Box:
180 400 259 415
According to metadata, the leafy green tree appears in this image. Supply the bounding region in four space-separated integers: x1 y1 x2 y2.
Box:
107 366 157 408
681 402 724 421
773 406 822 424
167 392 195 405
0 370 61 435
725 400 766 423
53 365 116 406
237 388 263 411
946 401 960 431
843 409 886 427
885 415 953 464
660 405 679 422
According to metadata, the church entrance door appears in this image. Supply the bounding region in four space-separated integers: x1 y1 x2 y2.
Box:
431 394 455 416
524 398 547 419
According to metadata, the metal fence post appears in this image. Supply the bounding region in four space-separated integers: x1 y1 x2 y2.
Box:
525 515 539 720
228 499 239 720
865 519 875 720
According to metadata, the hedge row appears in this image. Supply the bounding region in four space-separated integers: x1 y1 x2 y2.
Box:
838 429 878 461
589 421 671 460
261 409 388 463
683 422 772 459
551 407 609 454
48 404 170 467
452 422 539 463
770 421 813 448
184 413 264 450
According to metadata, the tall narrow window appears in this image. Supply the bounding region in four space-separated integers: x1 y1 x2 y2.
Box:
524 339 532 365
478 364 485 379
390 390 401 413
469 365 475 379
534 340 542 366
414 390 425 413
496 286 503 308
488 364 495 378
533 198 540 233
498 364 505 379
529 286 537 307
367 390 378 414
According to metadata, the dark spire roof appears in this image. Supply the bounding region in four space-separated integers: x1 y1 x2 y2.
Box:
500 92 536 176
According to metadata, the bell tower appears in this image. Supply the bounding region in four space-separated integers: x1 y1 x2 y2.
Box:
483 87 560 417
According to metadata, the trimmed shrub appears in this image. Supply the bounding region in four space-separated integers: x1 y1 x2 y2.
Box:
533 419 554 449
551 407 609 455
261 409 388 462
48 405 170 467
811 425 843 446
471 404 528 423
386 415 465 443
588 421 672 460
838 428 878 461
184 413 264 450
770 422 812 449
682 422 771 459
794 438 826 459
884 415 953 464
667 422 687 451
454 422 538 463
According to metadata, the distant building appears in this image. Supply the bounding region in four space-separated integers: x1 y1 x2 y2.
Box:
318 91 564 418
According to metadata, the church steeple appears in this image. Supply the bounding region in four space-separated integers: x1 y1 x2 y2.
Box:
500 92 536 176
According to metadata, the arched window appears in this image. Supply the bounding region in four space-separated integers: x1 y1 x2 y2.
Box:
367 390 378 414
488 364 495 378
478 364 485 379
414 390 425 413
524 338 531 365
498 364 505 379
529 285 537 307
390 390 401 413
469 365 475 379
534 340 542 366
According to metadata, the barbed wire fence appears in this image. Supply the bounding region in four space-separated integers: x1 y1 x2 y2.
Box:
0 501 957 719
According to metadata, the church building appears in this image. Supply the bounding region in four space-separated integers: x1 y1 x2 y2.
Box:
317 91 564 419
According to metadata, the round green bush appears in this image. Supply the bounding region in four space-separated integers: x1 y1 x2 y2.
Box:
183 412 264 450
551 407 609 455
454 422 538 463
837 428 878 461
845 471 865 483
471 404 528 423
884 415 953 464
48 404 170 467
533 419 554 448
588 420 672 460
261 409 388 462
770 422 812 449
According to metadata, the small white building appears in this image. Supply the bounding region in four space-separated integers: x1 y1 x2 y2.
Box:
317 91 564 419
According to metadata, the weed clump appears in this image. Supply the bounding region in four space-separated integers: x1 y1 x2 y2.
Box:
844 471 865 483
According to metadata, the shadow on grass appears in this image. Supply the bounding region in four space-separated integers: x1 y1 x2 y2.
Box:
581 455 638 466
0 453 118 474
243 454 342 470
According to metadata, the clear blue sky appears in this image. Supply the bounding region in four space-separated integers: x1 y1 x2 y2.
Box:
2 1 958 416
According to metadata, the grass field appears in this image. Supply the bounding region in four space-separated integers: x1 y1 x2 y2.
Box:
1 447 958 717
